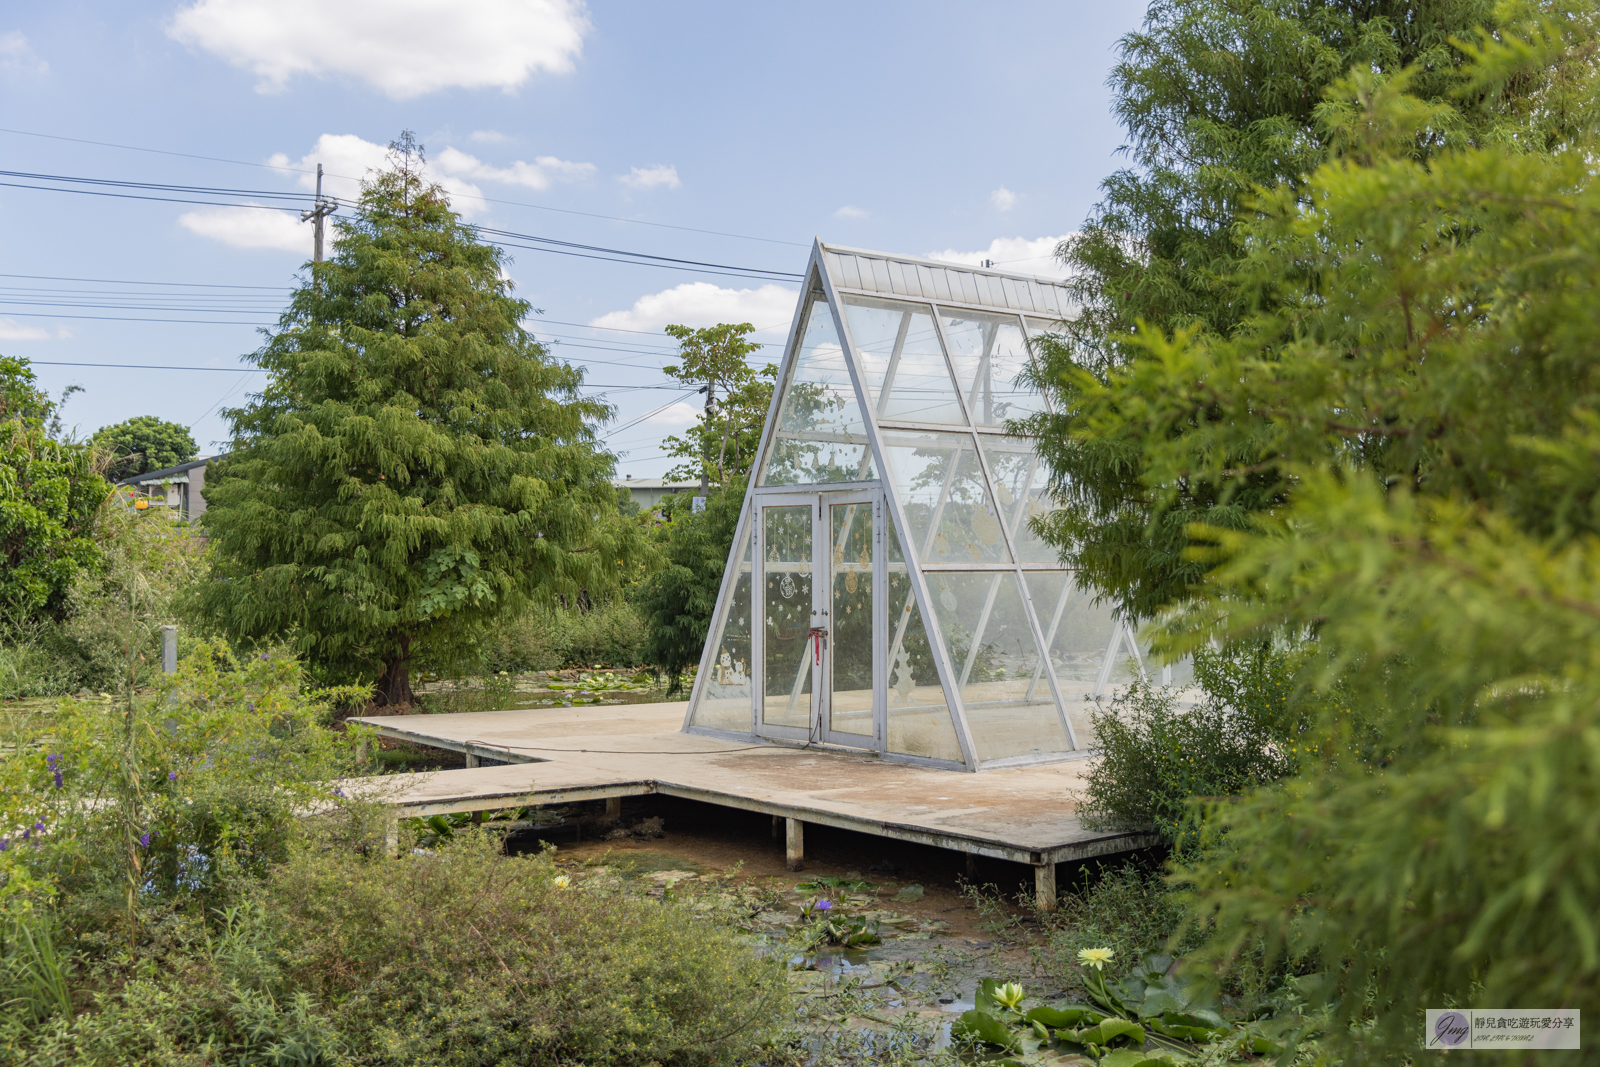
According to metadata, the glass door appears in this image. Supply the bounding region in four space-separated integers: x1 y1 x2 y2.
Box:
753 490 882 749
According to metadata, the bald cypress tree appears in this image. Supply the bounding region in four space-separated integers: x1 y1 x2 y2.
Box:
197 136 641 705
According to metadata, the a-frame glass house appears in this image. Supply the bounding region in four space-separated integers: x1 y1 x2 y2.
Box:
681 241 1124 771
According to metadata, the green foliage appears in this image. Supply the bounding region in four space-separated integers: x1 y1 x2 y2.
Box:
1043 865 1191 979
2 833 788 1067
633 477 745 687
481 599 648 673
1023 0 1596 618
658 322 774 486
1082 645 1309 850
192 135 642 705
91 416 198 482
1050 10 1600 1058
0 356 110 624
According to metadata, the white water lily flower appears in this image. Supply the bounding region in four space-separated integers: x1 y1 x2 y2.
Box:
551 874 572 889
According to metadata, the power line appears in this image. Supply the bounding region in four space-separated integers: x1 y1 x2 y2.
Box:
25 360 689 389
4 167 802 281
0 125 805 247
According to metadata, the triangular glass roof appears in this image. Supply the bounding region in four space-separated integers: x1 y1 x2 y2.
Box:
683 242 1159 770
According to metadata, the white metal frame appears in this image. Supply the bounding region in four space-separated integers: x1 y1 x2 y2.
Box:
684 240 1160 771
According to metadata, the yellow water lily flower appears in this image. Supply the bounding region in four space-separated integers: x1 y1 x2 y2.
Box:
994 981 1026 1010
1077 947 1115 970
551 874 572 889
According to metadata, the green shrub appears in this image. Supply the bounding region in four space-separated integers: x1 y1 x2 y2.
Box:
481 599 648 673
1040 863 1190 982
1081 644 1310 851
12 834 787 1067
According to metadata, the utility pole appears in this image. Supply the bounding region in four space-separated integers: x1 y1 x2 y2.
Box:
300 163 337 269
698 381 715 499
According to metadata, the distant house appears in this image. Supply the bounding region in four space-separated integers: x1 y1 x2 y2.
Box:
613 476 700 510
116 455 222 522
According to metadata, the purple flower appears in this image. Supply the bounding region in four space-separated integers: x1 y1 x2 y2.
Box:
140 832 150 848
46 753 59 767
21 828 30 840
53 769 63 788
247 702 256 711
33 820 44 831
168 771 178 781
261 653 269 661
331 788 345 798
0 838 8 851
815 899 833 911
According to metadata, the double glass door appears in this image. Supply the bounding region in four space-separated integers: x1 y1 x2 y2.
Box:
755 490 880 748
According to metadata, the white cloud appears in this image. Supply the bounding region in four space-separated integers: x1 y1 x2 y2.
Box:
618 164 680 191
926 236 1072 280
0 319 57 342
590 282 799 334
470 129 508 143
990 187 1018 212
268 133 490 217
179 206 310 252
641 401 701 429
833 205 868 220
434 146 594 191
0 31 47 75
167 0 590 99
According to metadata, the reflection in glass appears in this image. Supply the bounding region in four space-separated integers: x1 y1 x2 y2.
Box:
884 511 963 762
764 300 875 485
693 524 754 732
926 570 1071 761
940 309 1045 425
828 500 874 738
762 505 813 729
979 435 1061 562
843 296 965 425
881 429 1010 564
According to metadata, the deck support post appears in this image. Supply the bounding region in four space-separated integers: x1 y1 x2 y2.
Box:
786 818 804 872
605 796 622 820
966 853 977 879
1034 861 1057 912
464 752 480 768
771 814 781 842
384 812 399 858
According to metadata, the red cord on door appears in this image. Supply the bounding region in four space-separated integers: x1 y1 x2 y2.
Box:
808 627 827 666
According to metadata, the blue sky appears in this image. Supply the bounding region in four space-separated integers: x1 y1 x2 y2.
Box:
1 0 1147 477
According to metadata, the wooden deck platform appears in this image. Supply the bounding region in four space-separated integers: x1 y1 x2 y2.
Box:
345 702 1154 908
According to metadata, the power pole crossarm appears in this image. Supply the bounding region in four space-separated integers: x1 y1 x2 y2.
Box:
300 163 337 266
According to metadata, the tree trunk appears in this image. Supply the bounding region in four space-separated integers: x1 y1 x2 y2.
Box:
373 637 414 707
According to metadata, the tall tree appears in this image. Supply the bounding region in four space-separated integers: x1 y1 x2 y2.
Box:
658 323 771 489
0 356 108 622
92 416 198 481
195 135 642 705
1065 11 1600 1053
1024 0 1531 618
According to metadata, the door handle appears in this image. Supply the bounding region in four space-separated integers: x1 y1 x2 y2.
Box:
808 626 828 666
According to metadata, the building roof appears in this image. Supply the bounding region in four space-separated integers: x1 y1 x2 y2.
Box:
116 454 223 487
611 477 699 490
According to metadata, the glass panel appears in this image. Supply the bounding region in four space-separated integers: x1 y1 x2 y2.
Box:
978 435 1060 563
828 500 874 739
1021 571 1115 749
926 571 1071 761
764 300 875 485
692 523 753 732
885 510 963 762
842 296 965 425
880 429 1010 564
762 505 814 729
939 309 1045 426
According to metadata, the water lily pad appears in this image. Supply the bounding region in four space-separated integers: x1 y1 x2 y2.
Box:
894 884 925 901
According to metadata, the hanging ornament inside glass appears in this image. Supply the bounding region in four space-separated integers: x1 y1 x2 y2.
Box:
934 534 951 557
972 506 1001 545
939 583 957 613
778 573 796 599
996 483 1014 507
